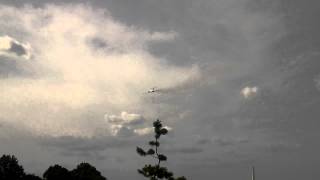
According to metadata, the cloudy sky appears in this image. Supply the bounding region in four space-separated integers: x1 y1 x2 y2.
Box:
0 0 320 179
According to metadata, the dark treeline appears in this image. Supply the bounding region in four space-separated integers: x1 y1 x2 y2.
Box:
0 154 107 180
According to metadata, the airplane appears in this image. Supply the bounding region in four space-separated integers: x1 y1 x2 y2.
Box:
147 87 159 93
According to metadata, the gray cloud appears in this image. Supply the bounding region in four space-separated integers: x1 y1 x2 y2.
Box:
40 136 138 152
165 146 203 154
263 142 301 153
9 41 28 56
0 0 320 180
213 138 249 147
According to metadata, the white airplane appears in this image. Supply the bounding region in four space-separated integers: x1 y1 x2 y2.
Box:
147 87 159 93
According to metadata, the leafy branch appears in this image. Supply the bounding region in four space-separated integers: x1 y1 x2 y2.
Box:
136 119 186 180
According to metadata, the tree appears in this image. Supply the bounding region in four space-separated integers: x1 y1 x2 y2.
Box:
0 154 109 180
0 154 25 180
23 174 42 180
43 164 72 180
71 162 107 180
136 119 187 180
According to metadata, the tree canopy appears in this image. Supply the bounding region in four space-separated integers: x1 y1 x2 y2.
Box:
0 155 25 180
0 154 108 180
24 174 43 180
43 164 72 180
71 162 107 180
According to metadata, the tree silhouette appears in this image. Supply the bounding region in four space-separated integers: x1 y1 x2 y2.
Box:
43 164 72 180
0 154 110 180
136 119 187 180
0 155 25 180
23 174 42 180
71 162 106 180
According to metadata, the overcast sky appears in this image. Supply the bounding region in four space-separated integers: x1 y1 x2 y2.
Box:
0 0 320 179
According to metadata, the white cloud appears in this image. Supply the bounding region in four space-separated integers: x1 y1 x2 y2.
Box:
105 111 151 137
0 5 198 137
133 127 153 136
105 111 145 126
0 35 32 59
241 86 258 98
133 125 172 136
104 111 173 137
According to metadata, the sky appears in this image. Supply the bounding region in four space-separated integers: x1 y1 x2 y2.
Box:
0 0 320 179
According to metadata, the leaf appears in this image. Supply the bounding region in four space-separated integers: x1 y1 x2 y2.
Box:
160 128 168 135
153 120 162 129
149 141 160 147
158 154 167 161
136 147 147 156
147 149 155 155
155 133 161 139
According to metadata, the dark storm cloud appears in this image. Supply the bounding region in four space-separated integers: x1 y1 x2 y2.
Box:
1 0 320 180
